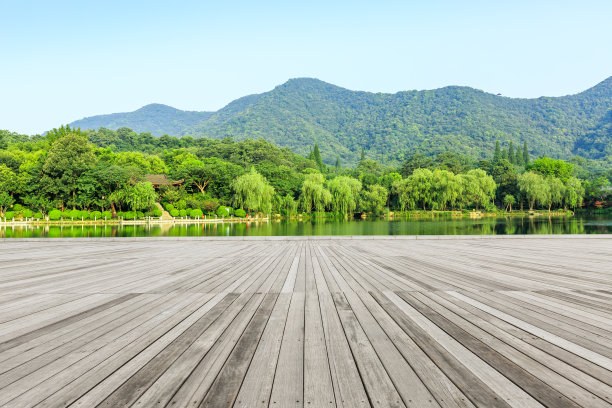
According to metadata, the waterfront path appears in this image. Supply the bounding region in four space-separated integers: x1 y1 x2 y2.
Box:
0 236 611 407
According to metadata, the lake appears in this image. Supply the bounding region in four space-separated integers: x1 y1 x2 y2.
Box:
1 215 611 238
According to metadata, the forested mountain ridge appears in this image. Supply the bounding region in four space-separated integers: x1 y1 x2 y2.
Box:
68 77 612 166
69 104 213 137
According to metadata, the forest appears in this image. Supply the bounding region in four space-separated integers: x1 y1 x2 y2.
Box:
0 126 610 221
69 77 612 167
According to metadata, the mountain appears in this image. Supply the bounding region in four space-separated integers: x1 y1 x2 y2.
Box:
68 77 612 165
69 104 213 137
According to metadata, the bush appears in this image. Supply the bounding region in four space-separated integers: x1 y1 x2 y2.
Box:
216 206 233 217
179 209 187 217
49 209 62 220
79 210 89 219
176 199 187 210
34 212 43 219
62 211 71 219
189 208 203 218
164 203 175 212
124 211 136 219
170 209 179 217
22 209 34 218
12 204 23 212
136 211 145 218
5 211 15 219
153 209 162 217
69 209 80 219
234 208 246 218
101 210 112 219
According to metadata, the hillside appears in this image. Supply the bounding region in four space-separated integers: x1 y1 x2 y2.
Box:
68 77 612 165
69 104 213 137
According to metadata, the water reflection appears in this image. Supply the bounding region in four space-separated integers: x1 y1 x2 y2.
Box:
1 216 611 238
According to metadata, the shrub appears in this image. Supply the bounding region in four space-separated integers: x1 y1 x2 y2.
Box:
49 209 62 220
165 203 175 212
179 209 187 217
136 211 145 218
153 209 162 217
61 211 71 219
189 208 203 218
79 210 89 219
170 209 179 217
69 209 80 219
234 208 246 218
12 204 23 212
5 211 15 219
101 210 112 219
91 211 102 219
176 199 187 210
22 209 34 218
34 212 43 219
216 206 233 217
124 211 136 219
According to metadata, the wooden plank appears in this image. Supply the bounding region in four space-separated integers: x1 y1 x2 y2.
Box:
199 293 279 407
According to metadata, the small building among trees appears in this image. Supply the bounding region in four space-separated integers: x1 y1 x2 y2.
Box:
144 174 184 189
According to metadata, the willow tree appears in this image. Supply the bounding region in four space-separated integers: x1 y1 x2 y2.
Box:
393 168 434 211
461 169 496 210
231 168 275 213
430 169 463 210
546 177 565 211
327 176 362 216
518 171 548 210
563 177 584 210
301 173 331 213
126 182 157 212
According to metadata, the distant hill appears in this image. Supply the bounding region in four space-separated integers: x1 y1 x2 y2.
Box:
68 77 612 165
69 104 212 137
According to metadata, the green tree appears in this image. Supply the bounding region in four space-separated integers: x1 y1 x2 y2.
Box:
42 133 97 209
493 140 501 162
515 145 524 166
0 192 14 216
523 141 530 166
528 157 574 182
462 169 497 210
395 168 434 210
503 194 516 211
508 141 515 164
301 173 331 213
545 177 565 211
231 168 275 213
0 164 16 195
312 143 323 171
358 184 388 213
126 182 157 211
327 176 362 216
563 177 584 210
518 172 548 210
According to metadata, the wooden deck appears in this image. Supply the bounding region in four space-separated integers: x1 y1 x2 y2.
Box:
0 236 611 407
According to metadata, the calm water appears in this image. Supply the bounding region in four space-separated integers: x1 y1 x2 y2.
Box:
1 215 611 238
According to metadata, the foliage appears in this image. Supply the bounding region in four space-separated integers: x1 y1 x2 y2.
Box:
216 206 233 217
234 208 246 217
71 77 612 166
231 168 275 213
301 173 331 213
327 176 362 216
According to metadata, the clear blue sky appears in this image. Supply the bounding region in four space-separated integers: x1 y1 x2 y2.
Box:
2 0 611 135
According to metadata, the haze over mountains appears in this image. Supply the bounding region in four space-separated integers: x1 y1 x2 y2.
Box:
69 77 612 165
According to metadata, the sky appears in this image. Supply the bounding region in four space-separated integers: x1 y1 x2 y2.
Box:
1 0 611 135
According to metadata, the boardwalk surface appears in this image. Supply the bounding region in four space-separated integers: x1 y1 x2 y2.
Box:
0 236 611 407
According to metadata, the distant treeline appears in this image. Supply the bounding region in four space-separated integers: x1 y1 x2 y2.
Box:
0 127 610 220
